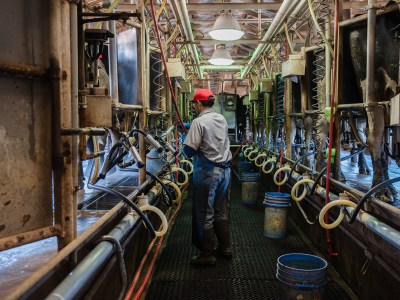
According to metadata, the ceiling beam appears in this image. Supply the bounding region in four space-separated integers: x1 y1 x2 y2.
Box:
190 18 274 24
176 39 276 45
116 1 382 13
186 1 374 11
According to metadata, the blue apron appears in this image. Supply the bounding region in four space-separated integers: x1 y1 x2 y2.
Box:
191 153 231 249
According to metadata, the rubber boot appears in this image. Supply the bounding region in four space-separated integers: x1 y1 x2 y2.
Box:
190 229 217 266
214 220 232 259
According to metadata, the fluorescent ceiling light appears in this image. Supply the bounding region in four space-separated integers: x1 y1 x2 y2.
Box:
208 45 234 66
209 12 245 41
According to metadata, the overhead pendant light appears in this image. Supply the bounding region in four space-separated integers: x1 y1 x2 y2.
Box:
208 45 234 66
208 12 245 41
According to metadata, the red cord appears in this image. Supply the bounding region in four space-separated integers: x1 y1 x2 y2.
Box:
149 0 186 133
324 0 340 256
278 147 284 193
125 185 188 300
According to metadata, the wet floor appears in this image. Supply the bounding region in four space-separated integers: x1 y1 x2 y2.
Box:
0 210 107 298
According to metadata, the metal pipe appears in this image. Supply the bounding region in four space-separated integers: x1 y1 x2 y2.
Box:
348 206 400 250
289 173 400 250
11 174 157 299
126 19 142 29
70 1 79 194
174 0 202 78
201 65 244 71
117 2 369 12
370 198 400 219
45 214 138 300
267 150 367 198
9 203 127 300
112 103 143 112
337 101 390 109
366 0 377 106
338 3 396 28
297 195 400 282
61 128 107 136
0 225 62 251
241 0 302 78
61 0 76 247
108 17 119 102
0 62 47 78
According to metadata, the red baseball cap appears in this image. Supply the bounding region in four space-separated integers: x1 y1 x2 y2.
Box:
191 89 215 102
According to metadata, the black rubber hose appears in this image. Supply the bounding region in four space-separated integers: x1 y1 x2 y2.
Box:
348 176 400 224
88 182 156 239
288 152 315 180
145 170 173 207
120 167 175 208
309 147 366 196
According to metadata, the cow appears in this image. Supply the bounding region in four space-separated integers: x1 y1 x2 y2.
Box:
346 6 400 202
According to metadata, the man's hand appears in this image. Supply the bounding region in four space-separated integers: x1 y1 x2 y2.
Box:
178 122 191 131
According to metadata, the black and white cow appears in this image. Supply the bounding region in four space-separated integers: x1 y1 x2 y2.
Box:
346 6 399 202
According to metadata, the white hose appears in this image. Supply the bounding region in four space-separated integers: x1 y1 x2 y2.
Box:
170 167 189 186
242 144 251 153
254 153 267 167
162 179 182 205
273 164 291 186
248 149 259 161
291 178 315 202
139 204 168 237
319 199 357 229
243 146 254 158
180 159 193 175
262 156 277 174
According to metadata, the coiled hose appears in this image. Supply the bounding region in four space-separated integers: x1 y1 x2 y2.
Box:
319 194 356 229
273 163 292 186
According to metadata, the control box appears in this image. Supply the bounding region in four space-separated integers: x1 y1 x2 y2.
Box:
282 54 305 77
166 58 186 81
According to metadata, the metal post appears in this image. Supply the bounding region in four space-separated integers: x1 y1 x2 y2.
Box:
108 17 119 102
366 0 376 106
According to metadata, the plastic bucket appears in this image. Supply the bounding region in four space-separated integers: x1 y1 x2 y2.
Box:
263 192 291 238
238 161 253 178
276 253 328 300
241 172 260 205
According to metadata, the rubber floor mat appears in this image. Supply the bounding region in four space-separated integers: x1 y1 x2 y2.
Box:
145 177 355 300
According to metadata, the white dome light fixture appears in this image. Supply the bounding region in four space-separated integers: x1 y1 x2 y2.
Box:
208 12 245 41
208 45 234 66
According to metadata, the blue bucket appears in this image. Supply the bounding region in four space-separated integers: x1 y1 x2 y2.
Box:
276 253 328 299
238 161 253 178
241 172 260 205
263 192 291 238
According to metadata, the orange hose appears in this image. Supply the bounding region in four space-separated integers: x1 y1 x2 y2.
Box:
125 184 188 300
123 213 167 300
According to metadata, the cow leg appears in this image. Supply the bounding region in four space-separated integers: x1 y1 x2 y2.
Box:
315 115 327 173
358 152 371 175
367 107 392 202
381 151 398 200
303 116 314 169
